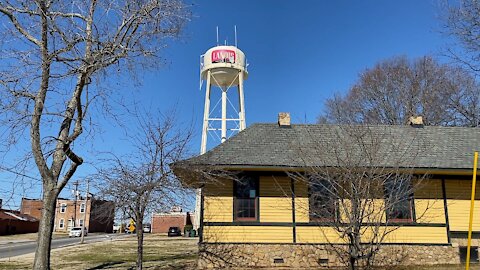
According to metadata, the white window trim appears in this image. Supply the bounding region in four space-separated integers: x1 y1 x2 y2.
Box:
60 203 67 213
80 203 85 213
59 218 65 228
79 219 84 227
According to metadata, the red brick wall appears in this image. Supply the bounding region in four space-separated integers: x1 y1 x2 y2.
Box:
151 214 187 234
20 199 43 220
0 219 39 235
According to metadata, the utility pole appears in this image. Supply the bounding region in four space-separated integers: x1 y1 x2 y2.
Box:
80 179 89 244
72 180 79 227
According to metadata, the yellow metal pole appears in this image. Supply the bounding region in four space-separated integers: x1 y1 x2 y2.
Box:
466 151 478 270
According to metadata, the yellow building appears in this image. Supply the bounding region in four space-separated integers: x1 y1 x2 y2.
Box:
174 120 480 268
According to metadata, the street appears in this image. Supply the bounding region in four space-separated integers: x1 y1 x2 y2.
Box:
0 233 128 259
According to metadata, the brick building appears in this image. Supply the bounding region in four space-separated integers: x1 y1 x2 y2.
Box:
21 197 114 233
151 211 194 234
0 209 39 235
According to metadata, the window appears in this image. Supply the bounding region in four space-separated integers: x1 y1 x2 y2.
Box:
78 219 84 227
80 203 85 213
59 218 64 228
234 176 258 221
309 179 336 221
384 178 413 222
60 203 67 213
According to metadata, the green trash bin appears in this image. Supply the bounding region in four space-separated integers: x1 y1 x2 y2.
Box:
190 229 196 237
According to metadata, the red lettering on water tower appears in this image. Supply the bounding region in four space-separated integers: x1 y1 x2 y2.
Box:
211 50 236 64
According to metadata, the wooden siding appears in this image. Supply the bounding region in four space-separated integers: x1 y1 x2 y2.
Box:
294 180 309 223
203 181 233 222
203 225 293 243
383 227 448 244
296 226 346 244
296 226 448 244
201 176 450 245
446 179 480 231
259 176 292 222
414 179 446 224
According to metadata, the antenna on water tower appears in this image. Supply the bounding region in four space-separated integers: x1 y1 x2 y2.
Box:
234 25 238 47
199 27 248 154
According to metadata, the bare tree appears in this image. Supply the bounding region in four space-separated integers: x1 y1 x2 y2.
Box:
0 1 189 269
319 56 480 127
441 0 480 74
291 125 432 270
97 110 193 270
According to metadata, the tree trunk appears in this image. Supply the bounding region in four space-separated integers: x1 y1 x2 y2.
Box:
33 187 58 270
349 257 356 270
136 218 144 270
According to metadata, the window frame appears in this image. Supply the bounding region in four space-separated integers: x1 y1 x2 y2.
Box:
59 218 65 228
308 178 337 222
60 203 67 213
384 177 415 223
78 219 84 227
80 203 85 213
233 175 259 222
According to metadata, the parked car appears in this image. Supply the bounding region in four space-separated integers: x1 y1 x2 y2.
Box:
113 223 121 233
69 227 87 237
143 224 151 233
167 226 181 237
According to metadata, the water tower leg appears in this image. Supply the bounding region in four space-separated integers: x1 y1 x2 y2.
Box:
200 70 211 154
238 71 246 131
221 87 227 143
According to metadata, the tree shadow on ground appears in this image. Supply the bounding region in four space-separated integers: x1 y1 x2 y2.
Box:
87 261 124 270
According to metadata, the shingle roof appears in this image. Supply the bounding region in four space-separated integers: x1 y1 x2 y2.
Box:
0 209 38 222
178 123 480 170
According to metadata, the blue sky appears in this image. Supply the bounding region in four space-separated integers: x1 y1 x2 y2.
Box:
1 0 453 209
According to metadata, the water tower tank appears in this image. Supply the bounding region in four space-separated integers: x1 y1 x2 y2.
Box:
201 45 248 88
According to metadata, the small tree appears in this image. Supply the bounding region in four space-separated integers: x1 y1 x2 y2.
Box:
0 1 189 269
97 111 193 270
291 125 432 269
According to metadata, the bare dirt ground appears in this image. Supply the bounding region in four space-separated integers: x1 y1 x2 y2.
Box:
0 234 197 269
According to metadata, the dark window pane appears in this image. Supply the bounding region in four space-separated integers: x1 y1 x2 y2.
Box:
234 176 258 221
309 179 336 221
385 178 413 221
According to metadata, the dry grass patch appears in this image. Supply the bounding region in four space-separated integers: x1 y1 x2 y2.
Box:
0 234 197 269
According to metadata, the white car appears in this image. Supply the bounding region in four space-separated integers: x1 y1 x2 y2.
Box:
69 227 87 237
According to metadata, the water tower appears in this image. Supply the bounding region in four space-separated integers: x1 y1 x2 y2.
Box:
199 35 248 154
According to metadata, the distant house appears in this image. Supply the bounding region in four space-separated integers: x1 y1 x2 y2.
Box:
21 196 114 233
0 209 39 235
151 208 194 234
173 118 480 268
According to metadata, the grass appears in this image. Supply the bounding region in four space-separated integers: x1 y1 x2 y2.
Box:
0 261 31 270
0 234 198 269
2 235 480 269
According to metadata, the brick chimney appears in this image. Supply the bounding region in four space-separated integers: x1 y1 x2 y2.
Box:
278 112 291 127
408 116 424 127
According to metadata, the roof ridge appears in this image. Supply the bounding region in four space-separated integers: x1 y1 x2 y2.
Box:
250 122 480 129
